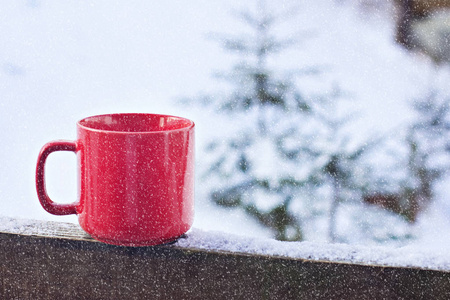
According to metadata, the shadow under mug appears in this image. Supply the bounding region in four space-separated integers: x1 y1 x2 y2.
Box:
36 113 195 246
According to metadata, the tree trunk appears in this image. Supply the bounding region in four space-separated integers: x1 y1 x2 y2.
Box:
329 176 341 243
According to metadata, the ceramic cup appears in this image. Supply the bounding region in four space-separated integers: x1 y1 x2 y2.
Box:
36 113 195 246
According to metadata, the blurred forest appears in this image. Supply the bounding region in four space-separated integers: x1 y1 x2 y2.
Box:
187 0 450 245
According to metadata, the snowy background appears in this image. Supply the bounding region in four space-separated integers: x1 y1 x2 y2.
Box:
2 0 450 257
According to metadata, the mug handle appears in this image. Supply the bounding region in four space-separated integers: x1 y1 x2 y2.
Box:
36 140 78 215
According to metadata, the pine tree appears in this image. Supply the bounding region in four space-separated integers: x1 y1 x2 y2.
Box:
293 87 379 243
204 0 315 241
406 90 450 219
356 89 450 243
197 0 398 243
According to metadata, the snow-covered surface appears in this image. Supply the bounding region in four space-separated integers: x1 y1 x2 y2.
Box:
1 215 449 272
1 0 450 267
177 228 450 272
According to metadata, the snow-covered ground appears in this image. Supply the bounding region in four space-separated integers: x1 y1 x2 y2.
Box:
1 0 450 263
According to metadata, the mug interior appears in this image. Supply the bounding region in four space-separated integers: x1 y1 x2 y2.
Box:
78 113 193 133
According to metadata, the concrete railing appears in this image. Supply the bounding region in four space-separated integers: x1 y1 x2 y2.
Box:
0 217 449 299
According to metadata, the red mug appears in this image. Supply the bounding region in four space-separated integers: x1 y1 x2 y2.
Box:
36 113 195 246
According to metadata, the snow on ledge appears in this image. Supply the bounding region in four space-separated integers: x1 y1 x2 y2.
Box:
176 228 450 272
1 216 449 272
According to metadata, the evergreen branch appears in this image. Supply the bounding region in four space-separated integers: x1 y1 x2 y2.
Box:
231 8 276 29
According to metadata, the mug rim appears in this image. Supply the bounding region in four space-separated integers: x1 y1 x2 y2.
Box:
77 113 195 134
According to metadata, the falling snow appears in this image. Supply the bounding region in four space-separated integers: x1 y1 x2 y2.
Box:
1 0 450 268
